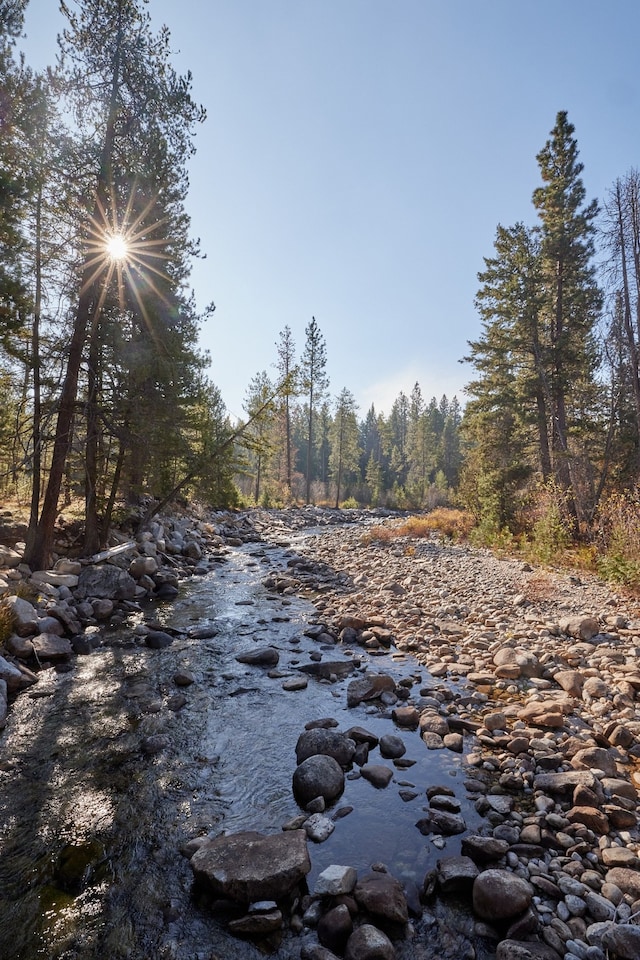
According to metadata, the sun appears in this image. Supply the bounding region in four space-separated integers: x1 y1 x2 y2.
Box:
105 233 129 261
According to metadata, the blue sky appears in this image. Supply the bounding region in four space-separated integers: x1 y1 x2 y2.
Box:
18 1 640 420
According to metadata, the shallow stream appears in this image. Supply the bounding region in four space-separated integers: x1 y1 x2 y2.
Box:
0 533 493 959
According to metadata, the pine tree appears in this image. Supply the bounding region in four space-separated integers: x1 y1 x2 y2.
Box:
532 111 602 521
301 316 329 503
24 0 205 566
329 388 359 508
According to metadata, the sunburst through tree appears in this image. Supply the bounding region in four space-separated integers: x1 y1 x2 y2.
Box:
83 183 173 342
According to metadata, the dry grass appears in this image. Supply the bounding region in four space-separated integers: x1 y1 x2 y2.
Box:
362 508 475 545
520 571 558 604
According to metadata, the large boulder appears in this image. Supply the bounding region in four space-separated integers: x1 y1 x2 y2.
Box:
345 924 395 960
472 869 533 922
293 755 345 806
75 565 136 600
295 728 356 768
190 829 310 902
353 871 409 926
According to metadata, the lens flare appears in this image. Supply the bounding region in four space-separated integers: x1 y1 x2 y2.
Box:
105 234 129 261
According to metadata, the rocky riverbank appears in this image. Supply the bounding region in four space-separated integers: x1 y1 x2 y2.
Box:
2 505 640 960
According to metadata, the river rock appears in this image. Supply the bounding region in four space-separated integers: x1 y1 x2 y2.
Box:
31 633 72 660
144 630 174 649
354 871 409 926
461 835 510 863
4 595 39 636
190 829 311 902
472 869 533 922
379 734 406 759
345 923 395 960
600 921 640 959
0 544 21 567
495 941 563 960
0 655 35 692
314 865 358 896
228 906 283 935
604 867 640 899
304 813 335 842
436 855 480 894
360 764 394 788
75 565 137 600
0 679 7 728
571 746 618 776
236 646 280 666
559 615 600 640
346 673 396 707
293 755 345 806
295 728 356 768
318 903 353 953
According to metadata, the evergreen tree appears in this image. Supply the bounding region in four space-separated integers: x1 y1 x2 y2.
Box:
329 388 359 507
24 0 206 566
301 316 329 503
274 325 298 497
242 370 275 503
532 110 602 521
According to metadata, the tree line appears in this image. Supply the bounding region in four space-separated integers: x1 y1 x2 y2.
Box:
2 0 640 565
237 317 462 510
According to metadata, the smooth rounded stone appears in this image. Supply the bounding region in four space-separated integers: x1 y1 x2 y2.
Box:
582 677 609 699
429 793 461 813
436 855 480 894
461 835 510 863
473 869 533 921
5 633 35 659
571 747 618 777
345 923 396 960
391 705 419 728
353 872 409 925
296 729 356 768
360 764 394 789
293 756 345 806
283 675 308 691
318 903 353 953
379 734 406 759
484 710 508 731
4 595 39 636
554 670 584 697
604 867 640 899
190 829 311 902
600 846 640 869
144 629 174 649
314 865 358 896
31 569 79 588
566 806 609 834
444 731 464 752
583 891 616 922
235 646 279 666
173 669 195 687
304 814 335 842
419 710 450 737
422 732 445 750
600 921 640 959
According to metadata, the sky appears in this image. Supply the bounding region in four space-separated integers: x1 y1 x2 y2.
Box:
16 1 640 421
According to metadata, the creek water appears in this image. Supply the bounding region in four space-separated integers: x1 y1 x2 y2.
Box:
0 533 494 960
